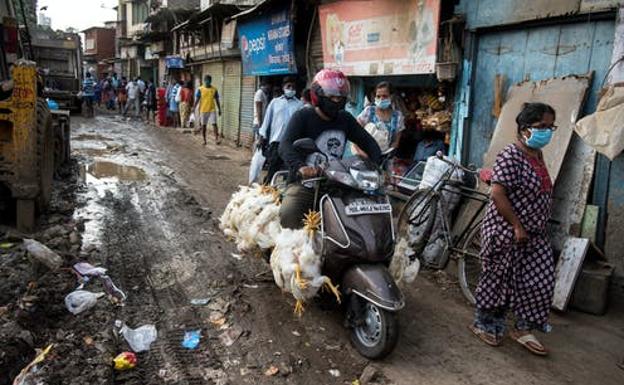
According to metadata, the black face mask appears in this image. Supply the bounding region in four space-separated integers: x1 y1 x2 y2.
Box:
318 96 346 120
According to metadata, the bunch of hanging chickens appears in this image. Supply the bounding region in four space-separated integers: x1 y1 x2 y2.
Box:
220 184 419 315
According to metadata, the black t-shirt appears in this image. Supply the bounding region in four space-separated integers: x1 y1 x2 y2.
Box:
279 107 381 176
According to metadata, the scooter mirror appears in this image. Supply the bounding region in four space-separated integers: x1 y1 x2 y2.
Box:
293 138 320 154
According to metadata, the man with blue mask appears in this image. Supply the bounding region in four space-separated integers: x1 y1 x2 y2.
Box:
258 76 303 184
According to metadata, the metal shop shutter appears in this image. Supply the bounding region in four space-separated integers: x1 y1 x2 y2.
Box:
466 20 615 166
222 60 242 144
239 75 257 148
308 19 324 81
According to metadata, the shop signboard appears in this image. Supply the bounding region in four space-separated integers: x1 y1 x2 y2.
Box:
238 5 296 76
165 55 184 69
319 0 440 76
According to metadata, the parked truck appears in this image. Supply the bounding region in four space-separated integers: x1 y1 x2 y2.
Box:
32 30 83 112
0 0 71 232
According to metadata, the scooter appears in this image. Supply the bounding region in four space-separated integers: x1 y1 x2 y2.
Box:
292 138 404 359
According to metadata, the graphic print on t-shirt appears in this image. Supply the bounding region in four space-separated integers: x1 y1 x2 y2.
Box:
306 129 346 167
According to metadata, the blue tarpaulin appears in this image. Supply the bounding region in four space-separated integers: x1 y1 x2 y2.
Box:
238 5 297 76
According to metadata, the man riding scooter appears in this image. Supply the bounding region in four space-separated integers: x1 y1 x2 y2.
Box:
279 69 382 228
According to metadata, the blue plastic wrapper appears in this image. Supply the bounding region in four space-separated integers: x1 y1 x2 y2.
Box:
182 330 201 349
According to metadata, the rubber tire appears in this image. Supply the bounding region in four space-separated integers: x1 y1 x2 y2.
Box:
349 298 400 360
36 98 54 212
457 222 483 305
396 188 438 255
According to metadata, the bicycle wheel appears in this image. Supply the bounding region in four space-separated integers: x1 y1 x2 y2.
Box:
457 222 483 305
397 189 438 255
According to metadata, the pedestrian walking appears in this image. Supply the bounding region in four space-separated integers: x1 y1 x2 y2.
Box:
82 72 96 117
470 102 557 356
124 78 140 117
193 75 222 145
178 81 193 128
144 78 157 123
94 78 102 107
167 80 182 128
253 80 270 139
258 76 303 184
117 77 128 114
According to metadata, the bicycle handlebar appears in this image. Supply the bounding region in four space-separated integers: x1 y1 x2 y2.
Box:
435 151 480 174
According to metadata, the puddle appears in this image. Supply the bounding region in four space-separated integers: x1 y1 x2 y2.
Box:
85 161 147 182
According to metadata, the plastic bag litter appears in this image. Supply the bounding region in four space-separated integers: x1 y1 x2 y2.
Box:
182 330 201 349
65 290 105 315
248 147 266 184
119 323 157 352
23 239 63 270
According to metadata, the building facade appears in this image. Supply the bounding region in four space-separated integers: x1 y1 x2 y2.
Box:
83 27 117 79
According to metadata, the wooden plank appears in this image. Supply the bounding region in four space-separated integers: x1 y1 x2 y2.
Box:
550 133 596 250
552 237 591 311
483 75 591 180
581 205 600 242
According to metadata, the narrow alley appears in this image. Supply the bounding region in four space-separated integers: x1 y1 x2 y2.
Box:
2 114 620 385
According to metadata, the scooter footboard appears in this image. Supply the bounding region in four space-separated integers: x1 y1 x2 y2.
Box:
342 264 404 311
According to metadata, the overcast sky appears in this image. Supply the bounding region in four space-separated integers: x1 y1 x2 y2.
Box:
38 0 118 31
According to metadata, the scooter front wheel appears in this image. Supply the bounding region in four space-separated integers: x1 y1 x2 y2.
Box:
349 298 399 359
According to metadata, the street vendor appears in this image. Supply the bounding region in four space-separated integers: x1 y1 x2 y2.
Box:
278 69 381 229
354 81 405 153
470 102 557 357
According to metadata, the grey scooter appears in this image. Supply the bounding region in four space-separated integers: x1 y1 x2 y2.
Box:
293 139 404 359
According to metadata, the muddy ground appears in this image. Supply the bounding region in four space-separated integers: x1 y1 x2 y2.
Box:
1 114 623 385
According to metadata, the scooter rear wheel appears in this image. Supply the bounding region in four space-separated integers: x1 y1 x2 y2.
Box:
349 297 399 359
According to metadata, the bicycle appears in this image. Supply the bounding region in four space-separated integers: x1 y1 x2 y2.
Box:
396 153 491 304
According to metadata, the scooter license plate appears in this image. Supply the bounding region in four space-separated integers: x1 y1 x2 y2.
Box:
345 202 392 216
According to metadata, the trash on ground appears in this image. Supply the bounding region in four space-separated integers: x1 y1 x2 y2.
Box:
0 242 14 249
12 344 53 385
207 297 231 313
209 311 227 327
190 298 211 306
23 238 63 270
219 324 243 347
83 335 94 346
182 330 201 349
265 365 280 376
231 253 243 260
119 322 158 352
329 369 341 377
242 283 259 289
65 290 105 315
113 352 137 371
72 262 127 302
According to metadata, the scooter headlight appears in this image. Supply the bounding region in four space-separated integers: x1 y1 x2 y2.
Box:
350 169 381 192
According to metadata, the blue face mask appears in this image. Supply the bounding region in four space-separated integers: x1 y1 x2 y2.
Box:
375 98 391 109
525 128 553 149
284 88 296 98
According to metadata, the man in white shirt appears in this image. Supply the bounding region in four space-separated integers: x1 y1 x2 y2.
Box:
258 76 303 184
124 79 140 117
253 81 270 138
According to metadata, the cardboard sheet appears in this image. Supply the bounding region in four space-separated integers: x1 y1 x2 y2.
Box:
552 237 590 311
483 75 592 182
575 86 624 160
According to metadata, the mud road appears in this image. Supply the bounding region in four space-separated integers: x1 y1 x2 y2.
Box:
2 114 623 385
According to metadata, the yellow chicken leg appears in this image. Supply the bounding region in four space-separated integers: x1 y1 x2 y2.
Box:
294 264 309 290
294 300 305 317
323 277 342 304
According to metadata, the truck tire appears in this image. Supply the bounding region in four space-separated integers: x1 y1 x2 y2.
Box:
36 98 54 212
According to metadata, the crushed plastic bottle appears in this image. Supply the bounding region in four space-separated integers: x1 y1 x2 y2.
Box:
117 322 157 352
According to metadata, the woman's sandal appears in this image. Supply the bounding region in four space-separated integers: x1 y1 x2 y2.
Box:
469 325 502 347
510 330 548 356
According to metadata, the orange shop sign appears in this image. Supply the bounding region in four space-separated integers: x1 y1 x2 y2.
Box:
319 0 440 76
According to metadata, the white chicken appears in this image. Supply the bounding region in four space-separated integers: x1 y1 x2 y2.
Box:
389 237 420 283
221 187 341 315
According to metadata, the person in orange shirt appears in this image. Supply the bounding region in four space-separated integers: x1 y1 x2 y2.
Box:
178 81 194 128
